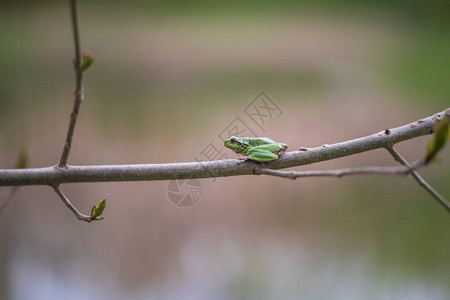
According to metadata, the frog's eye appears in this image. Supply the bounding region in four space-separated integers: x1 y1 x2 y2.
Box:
230 138 236 143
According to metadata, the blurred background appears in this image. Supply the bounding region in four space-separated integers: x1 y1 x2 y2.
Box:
0 0 449 299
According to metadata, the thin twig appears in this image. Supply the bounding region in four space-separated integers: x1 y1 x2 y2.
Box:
254 161 422 179
52 1 100 223
58 0 84 168
53 185 93 222
0 187 18 215
386 147 450 213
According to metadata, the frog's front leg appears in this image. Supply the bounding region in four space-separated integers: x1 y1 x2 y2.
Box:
236 156 250 164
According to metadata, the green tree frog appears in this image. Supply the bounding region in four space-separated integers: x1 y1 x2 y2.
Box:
224 136 288 163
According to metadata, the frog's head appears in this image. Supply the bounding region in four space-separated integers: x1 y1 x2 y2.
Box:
224 136 248 154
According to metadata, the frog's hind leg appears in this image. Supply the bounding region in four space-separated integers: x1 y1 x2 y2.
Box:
247 148 278 162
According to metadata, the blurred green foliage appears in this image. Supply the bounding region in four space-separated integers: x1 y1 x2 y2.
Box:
387 30 450 109
1 0 449 20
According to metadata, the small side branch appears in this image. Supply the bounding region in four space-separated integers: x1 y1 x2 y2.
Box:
53 185 94 222
58 0 84 168
386 147 450 213
0 187 18 215
254 163 419 179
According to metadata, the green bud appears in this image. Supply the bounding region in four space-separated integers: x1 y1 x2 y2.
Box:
94 199 106 216
90 199 106 220
14 149 28 169
425 119 449 164
81 51 95 72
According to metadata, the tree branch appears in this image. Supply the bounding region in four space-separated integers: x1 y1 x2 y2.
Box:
386 147 450 213
58 0 84 168
7 0 445 221
1 108 448 186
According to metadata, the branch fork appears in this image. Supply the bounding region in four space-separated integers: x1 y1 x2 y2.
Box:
53 0 103 222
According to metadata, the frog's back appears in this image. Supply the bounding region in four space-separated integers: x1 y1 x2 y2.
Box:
247 137 277 146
